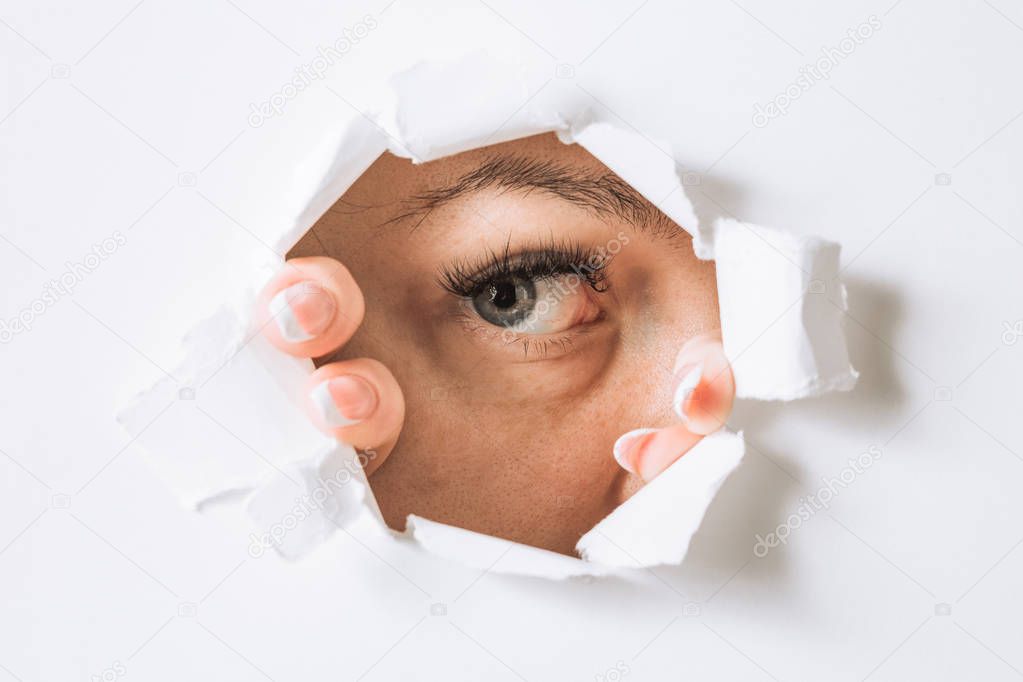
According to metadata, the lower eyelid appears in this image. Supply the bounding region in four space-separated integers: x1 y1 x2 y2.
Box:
518 335 576 360
451 303 603 362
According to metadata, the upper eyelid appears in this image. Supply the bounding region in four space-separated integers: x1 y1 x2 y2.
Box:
437 243 612 297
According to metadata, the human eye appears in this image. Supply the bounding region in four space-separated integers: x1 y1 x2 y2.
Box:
438 241 611 346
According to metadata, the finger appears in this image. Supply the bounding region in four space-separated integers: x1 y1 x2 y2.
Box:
304 358 405 475
670 332 735 436
256 256 365 358
613 425 703 482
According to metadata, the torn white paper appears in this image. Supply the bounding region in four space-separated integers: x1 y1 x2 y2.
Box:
117 0 856 578
577 430 745 567
712 219 859 400
406 516 611 580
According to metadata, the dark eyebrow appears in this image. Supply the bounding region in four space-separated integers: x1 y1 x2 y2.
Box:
392 153 680 236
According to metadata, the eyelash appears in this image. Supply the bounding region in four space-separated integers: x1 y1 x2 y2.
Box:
437 240 612 299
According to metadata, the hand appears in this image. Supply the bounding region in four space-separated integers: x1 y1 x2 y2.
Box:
256 256 406 474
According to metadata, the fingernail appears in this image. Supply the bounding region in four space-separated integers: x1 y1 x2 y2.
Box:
269 281 335 342
613 428 658 474
310 375 377 427
672 365 703 423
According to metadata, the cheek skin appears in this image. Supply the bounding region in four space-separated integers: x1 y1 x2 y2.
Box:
373 392 638 553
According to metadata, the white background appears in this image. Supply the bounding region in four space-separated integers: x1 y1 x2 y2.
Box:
2 0 1022 680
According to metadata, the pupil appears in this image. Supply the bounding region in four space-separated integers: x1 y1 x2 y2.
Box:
490 281 518 309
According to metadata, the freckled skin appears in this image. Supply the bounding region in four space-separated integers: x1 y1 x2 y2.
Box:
290 133 720 555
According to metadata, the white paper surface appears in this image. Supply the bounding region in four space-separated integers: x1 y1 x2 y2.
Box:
7 0 1020 678
113 7 857 575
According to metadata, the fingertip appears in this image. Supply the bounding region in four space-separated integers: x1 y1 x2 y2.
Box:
308 374 378 428
258 257 364 357
634 425 703 482
267 281 336 343
303 358 405 475
672 333 735 436
613 428 658 474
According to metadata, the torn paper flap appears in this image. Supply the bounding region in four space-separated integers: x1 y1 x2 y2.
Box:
712 218 859 400
246 444 369 560
576 430 745 568
406 515 611 580
117 306 338 509
379 52 545 163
